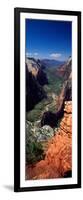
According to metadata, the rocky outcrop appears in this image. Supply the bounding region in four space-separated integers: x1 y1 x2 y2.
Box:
59 101 72 138
26 121 44 165
35 125 54 142
26 121 54 143
26 101 72 179
26 121 55 165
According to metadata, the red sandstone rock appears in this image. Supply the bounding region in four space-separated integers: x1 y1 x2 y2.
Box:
26 101 72 180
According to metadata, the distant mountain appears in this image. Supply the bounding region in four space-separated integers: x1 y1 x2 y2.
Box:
41 59 65 68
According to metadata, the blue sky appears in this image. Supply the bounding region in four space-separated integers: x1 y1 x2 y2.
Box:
25 19 72 61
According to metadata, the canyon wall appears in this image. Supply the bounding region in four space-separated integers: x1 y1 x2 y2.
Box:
26 101 72 179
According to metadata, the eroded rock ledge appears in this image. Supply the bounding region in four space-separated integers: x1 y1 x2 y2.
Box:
26 101 72 180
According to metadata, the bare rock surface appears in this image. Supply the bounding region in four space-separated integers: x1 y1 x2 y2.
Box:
26 101 72 179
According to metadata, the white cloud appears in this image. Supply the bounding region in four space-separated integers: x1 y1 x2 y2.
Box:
26 52 39 57
50 53 62 59
26 52 32 57
34 52 38 56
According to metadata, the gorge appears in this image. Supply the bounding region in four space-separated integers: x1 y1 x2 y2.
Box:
25 56 72 180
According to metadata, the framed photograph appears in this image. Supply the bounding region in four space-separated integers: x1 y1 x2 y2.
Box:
14 8 81 192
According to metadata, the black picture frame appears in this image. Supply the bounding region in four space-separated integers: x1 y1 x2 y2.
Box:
14 7 81 192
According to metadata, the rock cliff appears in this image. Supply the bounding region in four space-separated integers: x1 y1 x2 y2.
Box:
26 57 49 112
26 64 47 111
55 56 72 80
26 57 48 85
41 74 72 127
26 101 72 179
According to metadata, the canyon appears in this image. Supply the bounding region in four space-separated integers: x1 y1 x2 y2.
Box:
26 56 72 180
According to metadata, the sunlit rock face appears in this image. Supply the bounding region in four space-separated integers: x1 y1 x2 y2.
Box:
26 101 72 180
